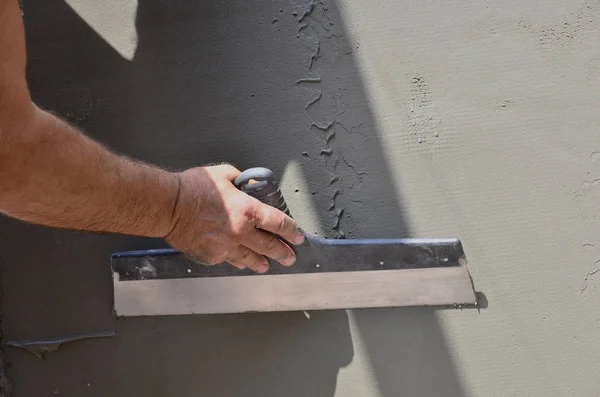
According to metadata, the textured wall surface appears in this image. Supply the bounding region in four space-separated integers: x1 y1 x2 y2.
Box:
2 0 600 396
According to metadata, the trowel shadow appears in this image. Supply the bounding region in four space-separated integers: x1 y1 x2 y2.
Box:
2 0 466 396
112 311 352 397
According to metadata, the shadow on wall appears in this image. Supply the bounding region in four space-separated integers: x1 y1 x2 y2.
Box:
1 0 464 396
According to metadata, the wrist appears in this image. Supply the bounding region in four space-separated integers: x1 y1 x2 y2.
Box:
150 170 182 238
122 165 182 239
162 171 182 238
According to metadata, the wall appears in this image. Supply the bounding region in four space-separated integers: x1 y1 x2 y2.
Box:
1 0 599 396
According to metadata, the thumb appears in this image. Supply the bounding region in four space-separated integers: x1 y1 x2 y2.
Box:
214 163 241 181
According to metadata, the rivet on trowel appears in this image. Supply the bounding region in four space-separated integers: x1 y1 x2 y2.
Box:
315 264 320 268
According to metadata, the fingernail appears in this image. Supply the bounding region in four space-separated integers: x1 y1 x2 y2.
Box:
281 254 296 266
293 229 305 245
257 262 269 273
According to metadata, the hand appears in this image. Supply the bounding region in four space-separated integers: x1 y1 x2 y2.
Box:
165 164 305 273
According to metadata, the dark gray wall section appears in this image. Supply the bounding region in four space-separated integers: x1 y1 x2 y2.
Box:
1 1 464 396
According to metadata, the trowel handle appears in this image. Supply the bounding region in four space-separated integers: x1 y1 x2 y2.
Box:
234 167 291 217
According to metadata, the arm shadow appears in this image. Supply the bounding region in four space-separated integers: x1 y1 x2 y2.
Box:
2 1 470 396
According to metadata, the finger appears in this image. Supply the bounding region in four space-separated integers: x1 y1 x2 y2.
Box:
215 163 241 180
250 202 305 245
228 262 247 270
242 228 296 266
227 245 269 274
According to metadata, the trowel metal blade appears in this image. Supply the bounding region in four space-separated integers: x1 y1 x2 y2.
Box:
111 235 477 315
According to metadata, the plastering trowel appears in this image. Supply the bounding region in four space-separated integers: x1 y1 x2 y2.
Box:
111 167 477 316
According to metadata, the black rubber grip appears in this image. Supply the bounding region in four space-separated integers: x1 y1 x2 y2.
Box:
234 167 291 217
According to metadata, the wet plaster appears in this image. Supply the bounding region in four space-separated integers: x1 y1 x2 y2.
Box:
2 0 600 396
338 0 600 396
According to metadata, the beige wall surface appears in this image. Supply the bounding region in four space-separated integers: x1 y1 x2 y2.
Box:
2 0 599 396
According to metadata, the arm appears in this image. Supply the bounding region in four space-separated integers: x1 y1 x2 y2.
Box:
0 0 304 272
1 105 181 238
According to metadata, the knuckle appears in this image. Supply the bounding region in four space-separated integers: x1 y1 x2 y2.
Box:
203 255 219 265
238 248 251 262
226 226 241 242
262 237 279 254
236 250 263 270
277 215 291 233
217 163 240 177
243 202 260 224
204 248 226 265
225 164 240 173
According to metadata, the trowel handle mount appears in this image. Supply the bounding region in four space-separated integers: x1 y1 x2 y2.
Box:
234 167 291 217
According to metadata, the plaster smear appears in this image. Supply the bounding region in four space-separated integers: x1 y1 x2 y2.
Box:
64 0 138 60
339 0 600 396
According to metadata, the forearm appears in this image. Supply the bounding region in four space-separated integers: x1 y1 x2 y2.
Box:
0 105 180 238
0 0 303 272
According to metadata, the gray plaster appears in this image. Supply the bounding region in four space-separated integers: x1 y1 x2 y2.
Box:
4 1 460 396
3 0 600 396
